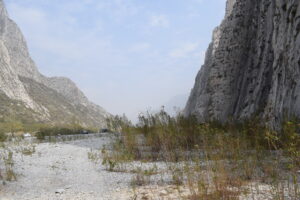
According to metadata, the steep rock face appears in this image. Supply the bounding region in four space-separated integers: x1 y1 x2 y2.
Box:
0 1 39 111
185 0 300 128
0 0 110 127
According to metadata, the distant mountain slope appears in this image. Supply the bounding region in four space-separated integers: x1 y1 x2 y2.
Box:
0 0 110 127
0 91 42 124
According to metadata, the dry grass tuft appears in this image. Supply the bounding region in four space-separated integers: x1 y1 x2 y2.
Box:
104 109 300 199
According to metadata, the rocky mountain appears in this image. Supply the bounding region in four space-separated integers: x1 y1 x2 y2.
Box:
185 0 300 129
0 0 110 128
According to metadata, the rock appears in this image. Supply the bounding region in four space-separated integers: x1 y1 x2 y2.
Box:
65 185 72 190
55 189 65 194
23 133 31 138
0 0 110 127
185 0 300 129
159 190 168 196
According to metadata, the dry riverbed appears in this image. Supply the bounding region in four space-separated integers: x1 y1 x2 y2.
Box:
0 134 298 200
0 134 138 200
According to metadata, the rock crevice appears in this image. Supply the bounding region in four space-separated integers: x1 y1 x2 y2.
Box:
185 0 300 128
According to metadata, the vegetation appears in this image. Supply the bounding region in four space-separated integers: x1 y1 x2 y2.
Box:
0 130 7 142
0 149 16 182
0 117 101 137
0 112 97 141
35 125 97 140
103 109 300 199
20 145 36 156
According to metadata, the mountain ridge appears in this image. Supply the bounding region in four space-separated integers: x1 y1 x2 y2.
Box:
0 0 110 127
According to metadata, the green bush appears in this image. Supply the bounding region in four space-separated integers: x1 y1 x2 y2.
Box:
0 131 7 142
36 125 94 140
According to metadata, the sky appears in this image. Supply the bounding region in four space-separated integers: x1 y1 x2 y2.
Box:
5 0 226 121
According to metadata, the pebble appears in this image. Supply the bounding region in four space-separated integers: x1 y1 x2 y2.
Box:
159 190 168 196
65 185 72 190
55 189 65 194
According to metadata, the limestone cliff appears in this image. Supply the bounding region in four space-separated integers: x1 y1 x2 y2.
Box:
0 0 110 127
185 0 300 128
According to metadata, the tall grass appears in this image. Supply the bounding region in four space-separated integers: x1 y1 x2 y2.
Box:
104 109 300 199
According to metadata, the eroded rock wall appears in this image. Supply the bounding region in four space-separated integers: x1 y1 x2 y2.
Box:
185 0 300 128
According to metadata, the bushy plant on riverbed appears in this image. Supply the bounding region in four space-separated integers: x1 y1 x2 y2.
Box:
35 125 96 140
103 109 300 199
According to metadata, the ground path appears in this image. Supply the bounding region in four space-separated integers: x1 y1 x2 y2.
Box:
0 134 133 200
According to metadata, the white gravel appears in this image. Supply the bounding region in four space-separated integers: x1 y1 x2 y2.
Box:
0 134 135 200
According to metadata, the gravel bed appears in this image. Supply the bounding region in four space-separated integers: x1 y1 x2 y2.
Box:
0 134 135 200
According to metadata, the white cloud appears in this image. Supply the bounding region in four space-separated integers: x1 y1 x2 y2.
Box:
149 14 169 28
8 3 46 25
129 43 151 53
95 0 140 21
193 0 204 3
6 1 116 72
169 42 200 58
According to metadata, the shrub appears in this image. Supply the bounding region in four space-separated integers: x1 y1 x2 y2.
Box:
36 125 95 140
0 131 7 142
104 108 300 199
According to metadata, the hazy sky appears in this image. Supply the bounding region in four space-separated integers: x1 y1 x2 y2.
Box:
5 0 226 121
